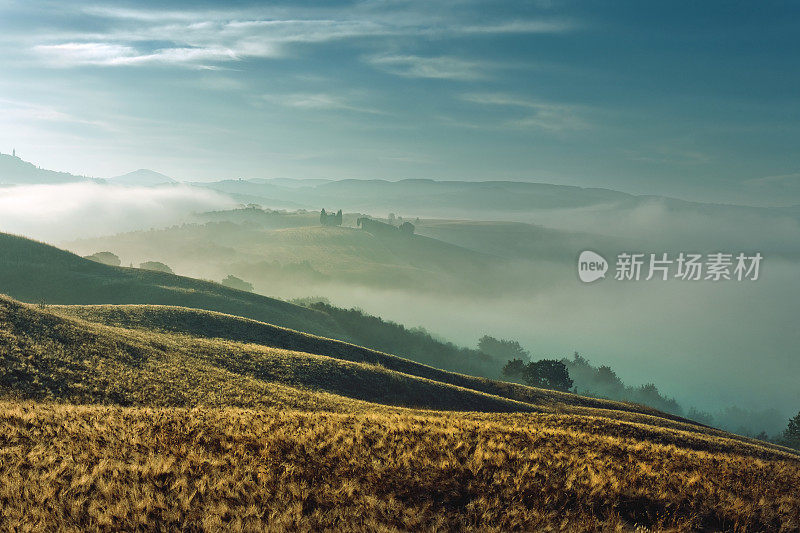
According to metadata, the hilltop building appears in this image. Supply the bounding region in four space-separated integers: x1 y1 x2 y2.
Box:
320 209 343 226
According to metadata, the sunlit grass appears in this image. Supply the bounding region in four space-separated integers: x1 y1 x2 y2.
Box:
0 294 798 530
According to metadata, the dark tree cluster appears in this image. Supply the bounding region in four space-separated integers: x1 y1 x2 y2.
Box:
783 412 800 449
357 217 414 236
478 336 529 361
320 209 343 226
502 358 574 392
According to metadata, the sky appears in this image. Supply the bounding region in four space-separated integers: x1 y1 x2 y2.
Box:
1 0 799 204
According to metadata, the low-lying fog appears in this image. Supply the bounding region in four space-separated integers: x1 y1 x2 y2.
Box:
0 183 235 241
299 260 799 427
2 181 797 433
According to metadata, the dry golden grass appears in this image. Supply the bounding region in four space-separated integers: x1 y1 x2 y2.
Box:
1 294 799 531
0 402 797 532
48 303 706 419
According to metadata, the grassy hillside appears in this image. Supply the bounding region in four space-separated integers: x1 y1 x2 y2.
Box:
44 302 672 418
65 215 498 294
5 294 793 447
0 296 530 413
0 231 346 337
0 296 798 530
1 231 505 376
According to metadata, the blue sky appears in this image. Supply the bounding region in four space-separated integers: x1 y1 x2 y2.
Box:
1 0 799 204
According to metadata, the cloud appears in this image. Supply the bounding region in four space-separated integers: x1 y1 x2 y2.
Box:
23 4 575 69
367 55 486 80
0 183 235 241
461 93 590 131
0 97 111 129
33 42 241 68
262 93 386 115
746 172 800 186
459 20 576 34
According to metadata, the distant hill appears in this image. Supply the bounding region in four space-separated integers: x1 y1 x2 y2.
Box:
108 168 177 186
64 214 504 295
195 177 634 215
0 152 89 185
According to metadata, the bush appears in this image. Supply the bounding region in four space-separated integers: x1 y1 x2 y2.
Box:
139 261 174 274
84 251 121 266
220 275 254 292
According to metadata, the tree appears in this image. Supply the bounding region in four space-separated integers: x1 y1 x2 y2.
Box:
784 411 800 449
524 359 573 392
478 335 529 361
139 261 173 274
220 275 254 292
596 365 621 386
320 208 343 226
84 251 121 266
399 221 415 235
502 358 527 379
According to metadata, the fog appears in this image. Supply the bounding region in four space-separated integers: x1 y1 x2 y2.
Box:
0 183 235 242
276 258 799 434
2 181 797 434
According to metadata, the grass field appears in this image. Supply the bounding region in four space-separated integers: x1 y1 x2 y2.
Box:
0 294 798 530
0 403 798 531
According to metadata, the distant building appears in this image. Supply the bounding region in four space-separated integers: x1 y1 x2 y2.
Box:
320 208 343 226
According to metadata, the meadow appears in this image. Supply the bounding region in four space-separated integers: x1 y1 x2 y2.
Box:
0 403 798 531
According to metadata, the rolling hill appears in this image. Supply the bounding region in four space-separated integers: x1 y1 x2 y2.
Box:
0 295 797 530
108 169 177 186
193 178 635 214
63 213 504 295
0 152 90 185
0 231 507 376
0 232 343 338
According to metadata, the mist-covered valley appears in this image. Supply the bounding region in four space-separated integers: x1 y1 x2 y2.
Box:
1 163 788 436
1 153 799 436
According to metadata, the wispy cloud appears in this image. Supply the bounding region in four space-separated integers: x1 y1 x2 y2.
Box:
262 93 386 115
367 55 486 80
461 93 590 131
34 42 240 69
459 20 576 34
23 4 575 69
0 97 111 129
621 144 714 165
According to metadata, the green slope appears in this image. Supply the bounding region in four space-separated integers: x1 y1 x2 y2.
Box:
0 232 343 338
2 232 508 376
